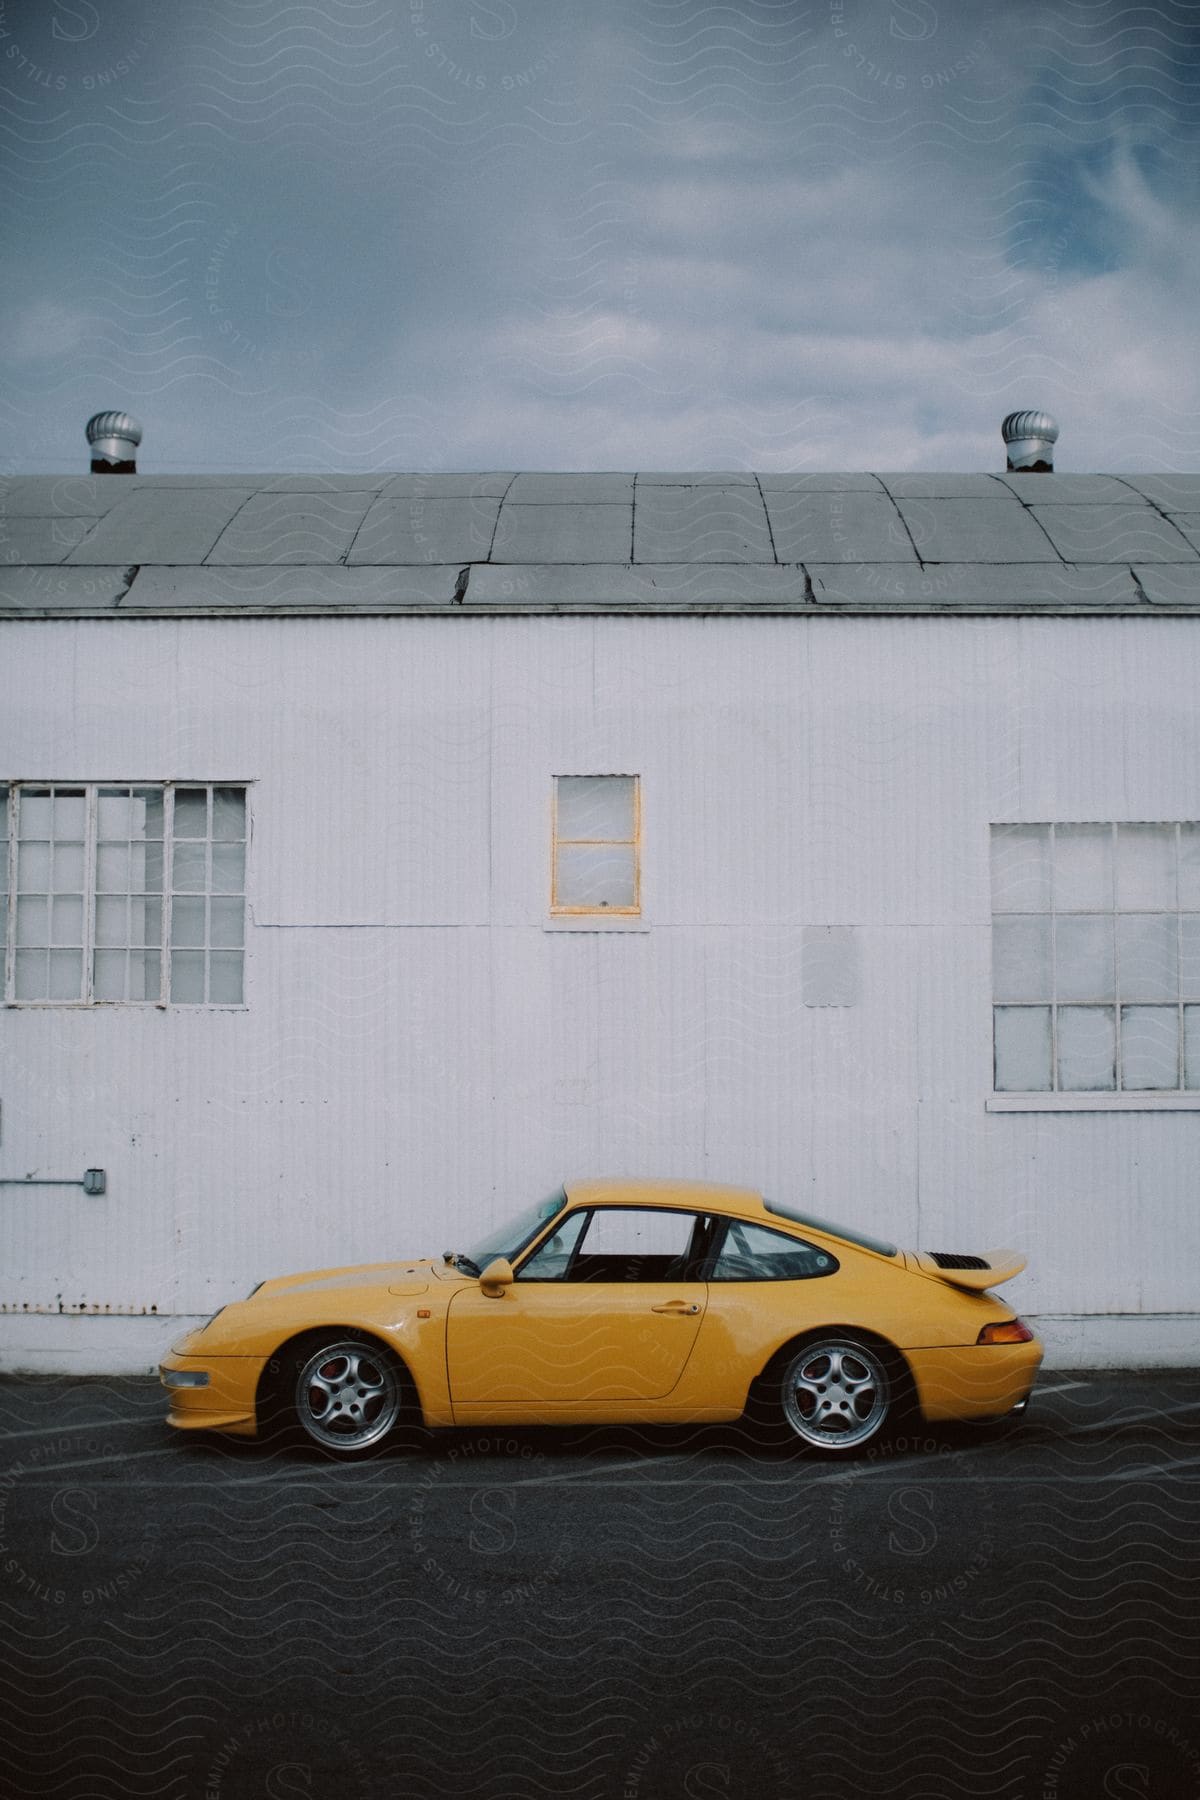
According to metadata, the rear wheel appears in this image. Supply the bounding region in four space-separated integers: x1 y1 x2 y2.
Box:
777 1336 893 1453
285 1334 408 1458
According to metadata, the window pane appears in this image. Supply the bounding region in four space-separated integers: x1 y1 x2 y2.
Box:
992 916 1051 1001
97 791 130 838
14 949 47 999
174 789 208 839
1055 915 1114 1001
556 776 635 842
141 842 164 891
138 790 164 841
1054 826 1113 912
170 951 205 1003
517 1211 590 1281
132 951 161 1001
135 896 163 947
212 788 245 840
52 843 84 891
1186 1008 1200 1089
1180 827 1200 910
16 896 48 945
579 1208 696 1257
1120 1007 1179 1090
1117 915 1178 1001
172 843 207 892
51 895 83 946
555 843 637 909
1117 824 1176 911
17 843 49 891
19 793 52 838
95 844 128 893
1057 1006 1116 1091
209 953 243 1004
210 897 244 948
990 825 1050 913
994 1006 1052 1091
53 792 86 838
711 1222 836 1281
93 950 127 1002
95 896 127 950
211 844 245 894
1181 918 1200 999
48 949 83 1001
171 896 206 948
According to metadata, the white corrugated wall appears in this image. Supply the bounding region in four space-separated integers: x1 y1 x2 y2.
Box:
2 613 1198 1368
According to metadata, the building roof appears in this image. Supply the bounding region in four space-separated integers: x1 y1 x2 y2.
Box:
4 470 1200 616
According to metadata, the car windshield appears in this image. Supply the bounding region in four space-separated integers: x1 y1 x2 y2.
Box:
763 1198 898 1259
461 1187 568 1273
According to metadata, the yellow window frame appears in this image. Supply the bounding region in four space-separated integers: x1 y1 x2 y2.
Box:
551 775 641 916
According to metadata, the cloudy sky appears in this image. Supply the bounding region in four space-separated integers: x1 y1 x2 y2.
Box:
2 0 1199 473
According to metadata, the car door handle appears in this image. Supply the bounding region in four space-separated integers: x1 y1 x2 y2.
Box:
650 1301 700 1315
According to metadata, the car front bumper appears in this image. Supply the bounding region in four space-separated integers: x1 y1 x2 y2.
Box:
158 1350 262 1436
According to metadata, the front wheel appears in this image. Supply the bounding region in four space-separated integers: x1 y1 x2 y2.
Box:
286 1335 408 1458
777 1336 893 1453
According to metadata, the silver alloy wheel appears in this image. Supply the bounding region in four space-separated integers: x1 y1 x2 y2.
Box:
293 1339 402 1453
780 1338 890 1451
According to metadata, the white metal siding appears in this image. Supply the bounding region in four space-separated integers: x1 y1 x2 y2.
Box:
2 614 1199 1365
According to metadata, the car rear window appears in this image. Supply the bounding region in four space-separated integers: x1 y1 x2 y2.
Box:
710 1221 838 1282
762 1199 898 1259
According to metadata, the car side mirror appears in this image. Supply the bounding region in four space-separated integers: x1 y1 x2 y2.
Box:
479 1257 514 1298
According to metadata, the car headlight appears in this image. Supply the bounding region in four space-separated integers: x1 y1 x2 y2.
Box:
161 1368 210 1388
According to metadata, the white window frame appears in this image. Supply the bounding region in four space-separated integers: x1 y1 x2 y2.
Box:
2 780 250 1009
988 820 1200 1111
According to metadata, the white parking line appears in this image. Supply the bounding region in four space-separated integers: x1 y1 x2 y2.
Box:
10 1472 1200 1489
515 1457 1200 1490
1 1445 183 1476
1069 1401 1200 1433
6 1450 1200 1485
1112 1451 1200 1479
0 1415 152 1444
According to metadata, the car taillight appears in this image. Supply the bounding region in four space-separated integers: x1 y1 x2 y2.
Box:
977 1319 1035 1345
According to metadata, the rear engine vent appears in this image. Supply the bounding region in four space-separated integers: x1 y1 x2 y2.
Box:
927 1252 990 1270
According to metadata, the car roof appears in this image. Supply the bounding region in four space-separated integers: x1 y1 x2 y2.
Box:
563 1178 766 1218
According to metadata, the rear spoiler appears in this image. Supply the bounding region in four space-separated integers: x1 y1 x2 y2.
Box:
904 1248 1027 1291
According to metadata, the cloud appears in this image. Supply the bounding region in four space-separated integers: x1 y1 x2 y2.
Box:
5 302 94 366
4 0 1200 471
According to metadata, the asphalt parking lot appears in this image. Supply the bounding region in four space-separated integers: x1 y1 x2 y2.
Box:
1 1371 1198 1800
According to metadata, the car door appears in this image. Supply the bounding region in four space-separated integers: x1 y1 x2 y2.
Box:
682 1218 843 1403
445 1207 713 1410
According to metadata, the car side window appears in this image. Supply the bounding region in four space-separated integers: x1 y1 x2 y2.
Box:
516 1211 590 1281
531 1207 710 1283
710 1221 838 1282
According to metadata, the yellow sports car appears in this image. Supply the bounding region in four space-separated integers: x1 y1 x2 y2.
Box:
160 1179 1041 1457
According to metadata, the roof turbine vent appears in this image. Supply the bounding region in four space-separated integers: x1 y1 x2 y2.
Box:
86 410 143 474
1001 409 1058 474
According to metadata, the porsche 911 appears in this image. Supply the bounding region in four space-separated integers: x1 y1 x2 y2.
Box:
159 1178 1041 1457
